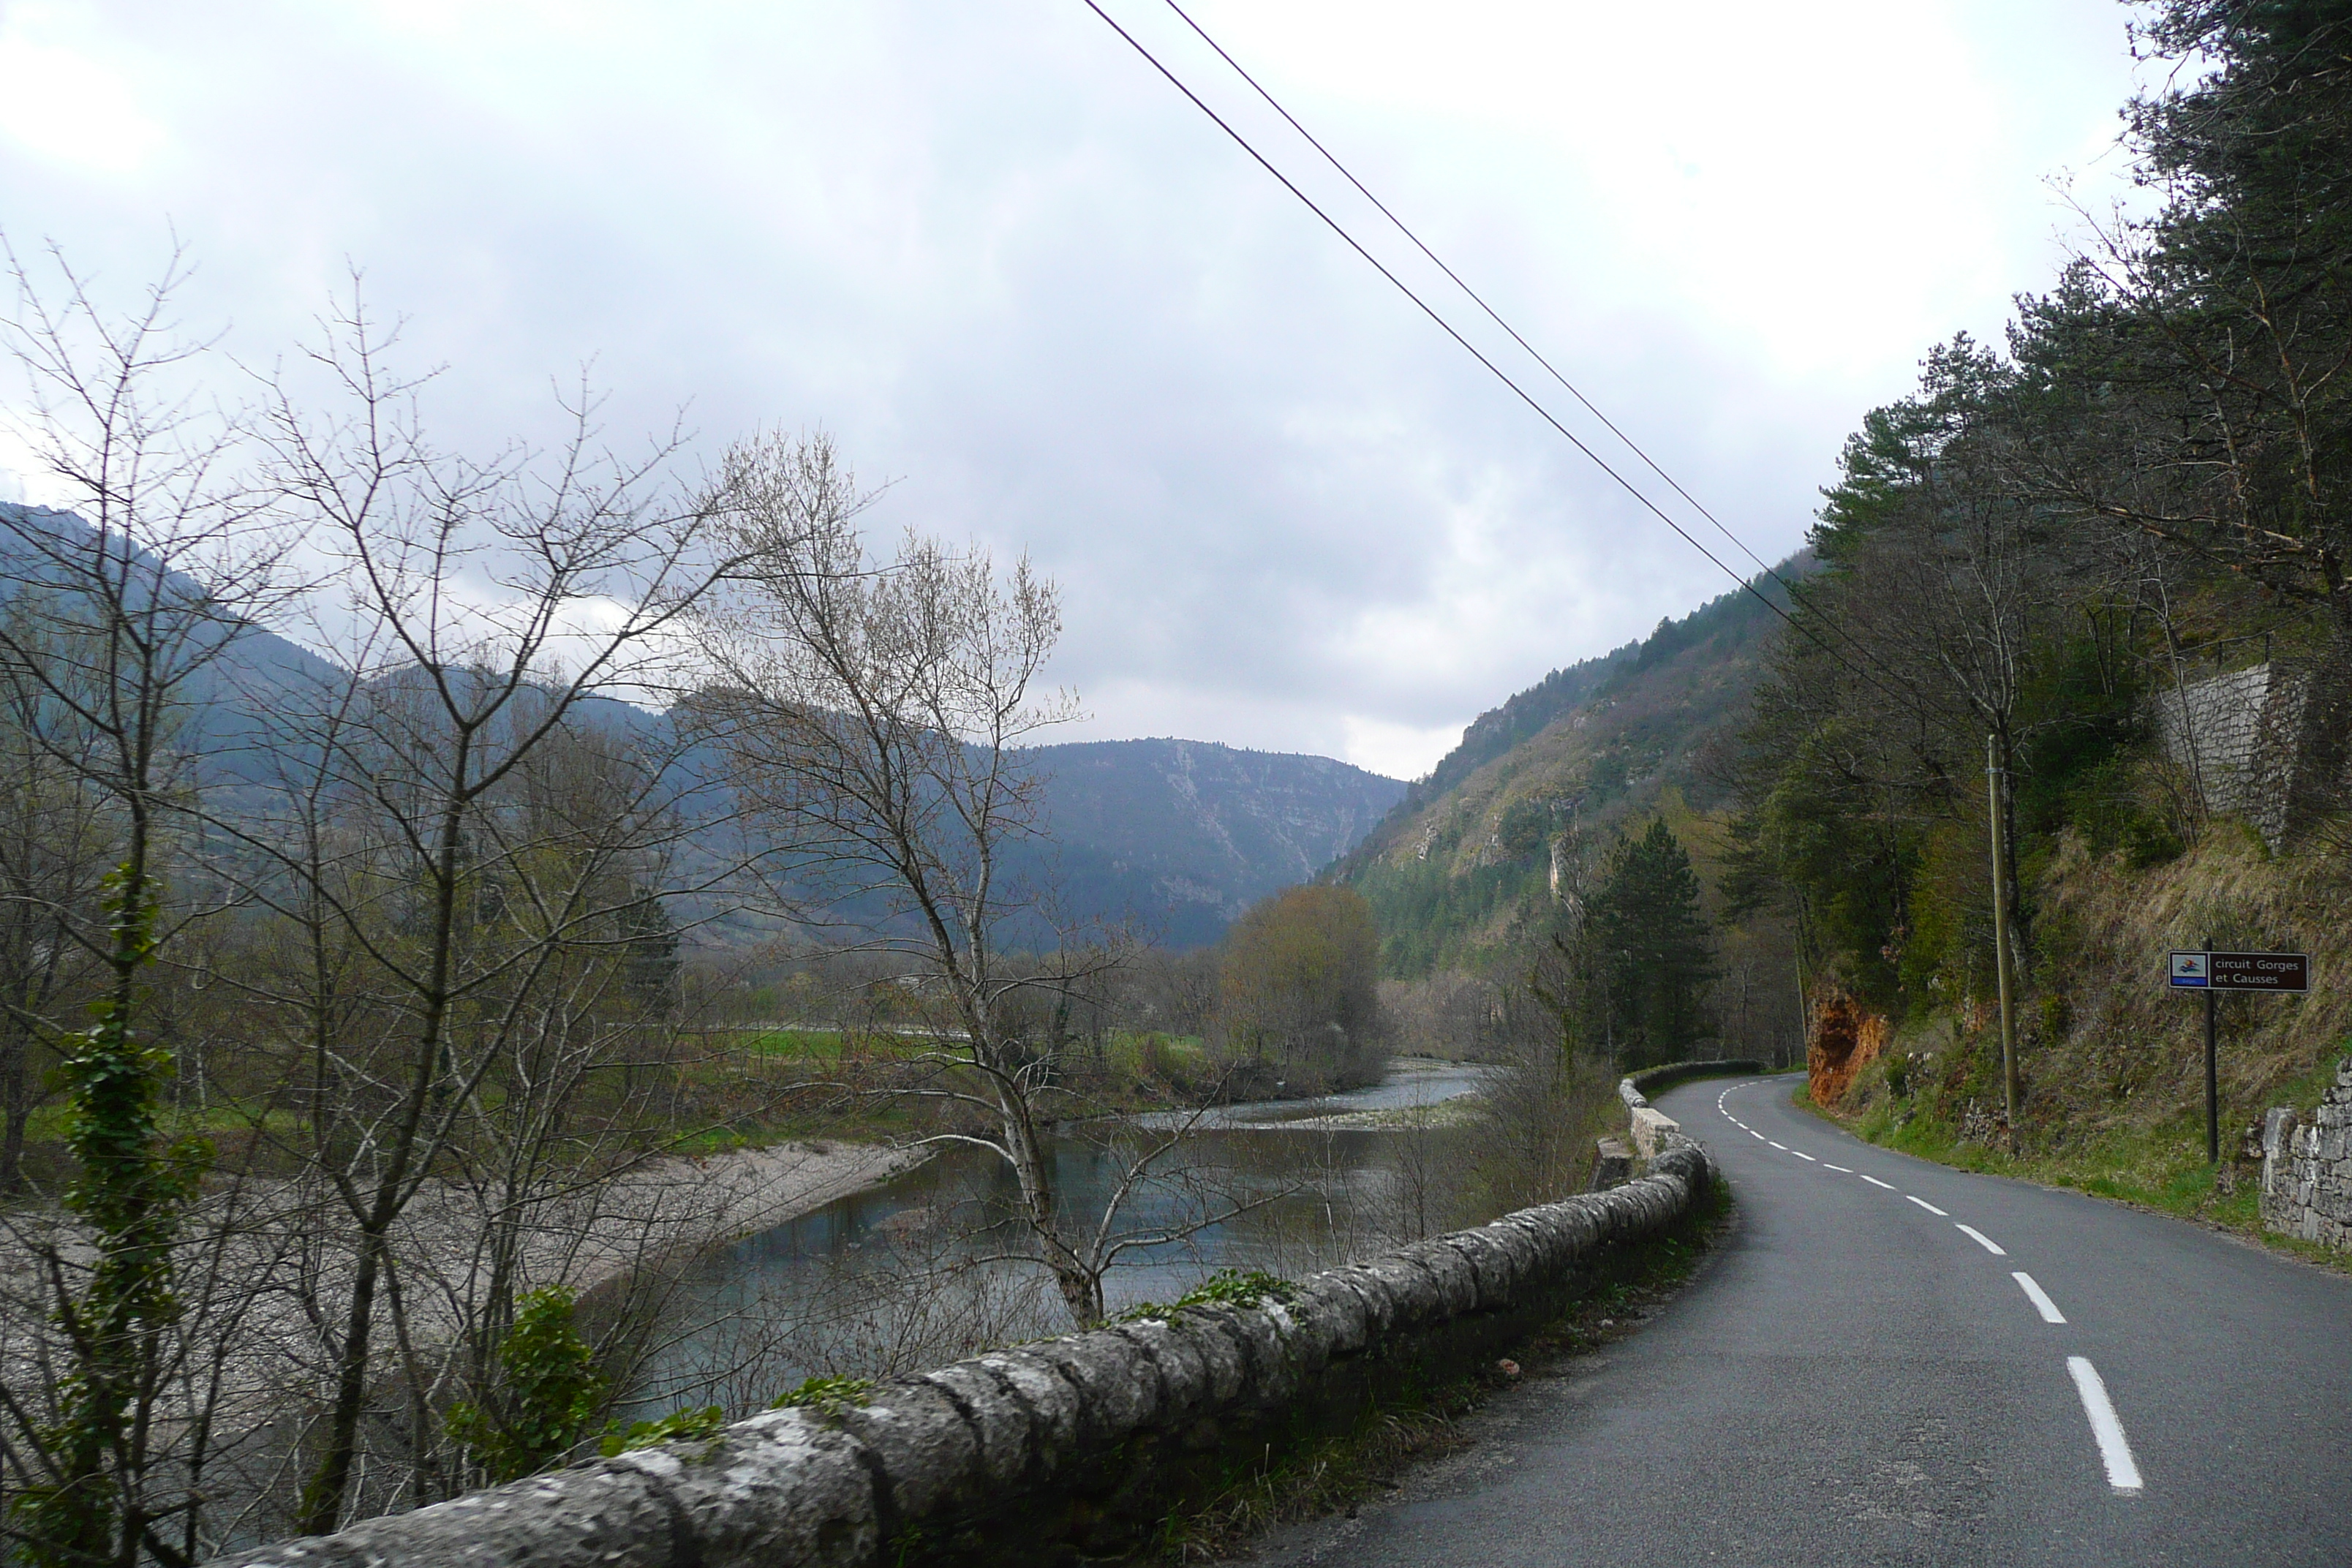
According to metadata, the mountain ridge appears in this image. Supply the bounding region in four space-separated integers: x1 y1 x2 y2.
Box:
1332 557 1809 974
0 505 1402 948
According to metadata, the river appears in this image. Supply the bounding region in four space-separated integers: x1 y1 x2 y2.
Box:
632 1060 1488 1409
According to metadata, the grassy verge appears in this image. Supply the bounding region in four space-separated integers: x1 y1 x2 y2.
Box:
0 1029 1221 1186
1146 1174 1733 1562
611 1029 1221 1156
1792 1076 2352 1275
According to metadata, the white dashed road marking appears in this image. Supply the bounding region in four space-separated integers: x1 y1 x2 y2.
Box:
2013 1273 2066 1324
1955 1224 2006 1255
1714 1083 2136 1496
2068 1356 2144 1493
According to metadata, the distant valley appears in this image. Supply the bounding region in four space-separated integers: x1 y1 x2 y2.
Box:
0 502 1403 949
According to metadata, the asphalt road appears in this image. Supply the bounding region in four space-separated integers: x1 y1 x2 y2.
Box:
1243 1073 2352 1567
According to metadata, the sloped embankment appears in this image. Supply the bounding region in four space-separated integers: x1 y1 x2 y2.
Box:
1815 829 2352 1243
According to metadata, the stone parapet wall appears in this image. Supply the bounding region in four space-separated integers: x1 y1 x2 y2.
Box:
212 1140 1717 1568
2261 1055 2352 1249
1623 1059 1765 1101
1617 1060 1760 1161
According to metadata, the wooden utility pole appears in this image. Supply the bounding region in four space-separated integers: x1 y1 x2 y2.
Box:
1986 736 2020 1155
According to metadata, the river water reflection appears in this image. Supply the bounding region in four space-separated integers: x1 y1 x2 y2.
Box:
638 1060 1487 1406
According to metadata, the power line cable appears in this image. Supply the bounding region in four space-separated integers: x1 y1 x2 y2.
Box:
1079 5 1766 615
1157 0 1797 595
1079 1 1921 713
1154 0 1938 709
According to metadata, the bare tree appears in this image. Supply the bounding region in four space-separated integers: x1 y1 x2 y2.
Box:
191 290 755 1537
0 607 116 1193
693 431 1270 1326
0 241 304 1568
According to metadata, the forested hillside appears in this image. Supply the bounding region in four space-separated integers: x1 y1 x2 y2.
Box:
1352 0 2352 1227
1331 565 1806 1062
1718 0 2352 1209
1028 739 1403 946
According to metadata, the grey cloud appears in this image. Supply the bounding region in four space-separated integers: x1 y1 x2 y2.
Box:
0 1 2139 776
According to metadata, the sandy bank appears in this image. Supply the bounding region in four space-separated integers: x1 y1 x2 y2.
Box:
557 1138 930 1286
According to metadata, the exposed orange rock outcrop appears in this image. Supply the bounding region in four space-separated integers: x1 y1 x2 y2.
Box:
1807 989 1890 1107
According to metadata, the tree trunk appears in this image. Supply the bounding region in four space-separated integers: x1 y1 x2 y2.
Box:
300 1227 388 1537
0 1021 27 1194
300 792 469 1536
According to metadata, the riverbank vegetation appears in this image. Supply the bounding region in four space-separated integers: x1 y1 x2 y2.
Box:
0 260 1444 1561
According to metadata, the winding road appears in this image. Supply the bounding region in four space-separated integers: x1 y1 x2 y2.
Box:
1243 1072 2352 1567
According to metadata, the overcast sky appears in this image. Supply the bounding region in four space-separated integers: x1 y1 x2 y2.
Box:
0 1 2152 779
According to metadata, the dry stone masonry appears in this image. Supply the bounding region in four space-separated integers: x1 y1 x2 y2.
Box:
2158 663 2275 819
1613 1060 1760 1164
211 1117 1719 1568
2157 658 2352 846
2261 1056 2352 1249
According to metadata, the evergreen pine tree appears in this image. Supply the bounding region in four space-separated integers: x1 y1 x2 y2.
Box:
1588 818 1716 1067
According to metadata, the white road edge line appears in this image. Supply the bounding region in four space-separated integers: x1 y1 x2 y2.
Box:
1907 1195 1950 1216
1791 1151 1818 1161
1750 1131 1765 1140
2013 1273 2066 1323
1823 1164 1852 1172
2066 1356 2144 1493
1955 1224 2006 1255
1768 1141 1787 1150
1858 1174 1896 1189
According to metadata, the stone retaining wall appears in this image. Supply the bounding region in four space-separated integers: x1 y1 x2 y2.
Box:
2156 658 2352 845
212 1141 1717 1568
2157 663 2277 820
2261 1055 2352 1248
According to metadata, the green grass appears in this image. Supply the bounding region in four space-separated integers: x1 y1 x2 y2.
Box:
739 1028 847 1059
662 1028 1217 1156
1102 1030 1209 1079
698 1027 922 1065
1 1027 1224 1193
697 1026 1209 1077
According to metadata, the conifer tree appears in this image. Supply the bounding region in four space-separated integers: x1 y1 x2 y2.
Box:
1586 819 1715 1067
